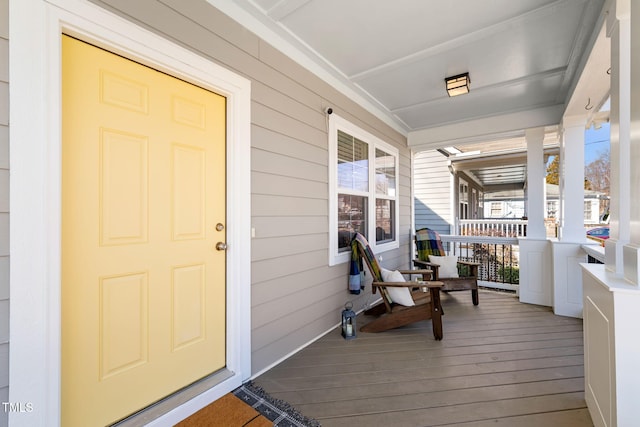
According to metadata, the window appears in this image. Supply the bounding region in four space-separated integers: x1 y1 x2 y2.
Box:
329 115 399 265
490 202 503 217
374 148 396 244
547 201 558 218
584 200 600 223
459 179 469 219
584 201 591 221
471 188 478 219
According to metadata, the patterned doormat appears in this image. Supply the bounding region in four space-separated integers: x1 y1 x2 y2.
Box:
233 382 321 427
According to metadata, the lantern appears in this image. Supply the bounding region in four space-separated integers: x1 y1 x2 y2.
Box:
341 302 356 340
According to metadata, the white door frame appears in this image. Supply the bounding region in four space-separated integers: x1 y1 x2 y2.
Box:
9 1 252 425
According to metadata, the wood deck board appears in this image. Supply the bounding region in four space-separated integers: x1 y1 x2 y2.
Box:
300 331 583 354
264 346 584 378
259 355 583 392
268 366 586 405
266 341 584 377
444 408 593 426
293 378 585 418
254 290 592 426
317 392 588 426
310 328 583 348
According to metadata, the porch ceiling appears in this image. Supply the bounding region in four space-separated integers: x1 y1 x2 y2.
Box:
209 0 607 145
446 129 561 189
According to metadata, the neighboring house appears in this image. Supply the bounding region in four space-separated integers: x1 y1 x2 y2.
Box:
485 199 526 219
483 183 608 225
5 1 640 427
413 150 454 235
415 147 608 231
414 151 483 234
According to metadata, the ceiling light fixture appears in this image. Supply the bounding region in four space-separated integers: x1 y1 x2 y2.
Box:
445 72 470 97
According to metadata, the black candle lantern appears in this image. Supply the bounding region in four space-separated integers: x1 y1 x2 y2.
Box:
341 301 356 340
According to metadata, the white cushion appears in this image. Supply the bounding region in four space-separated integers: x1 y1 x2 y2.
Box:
428 255 460 278
380 268 415 306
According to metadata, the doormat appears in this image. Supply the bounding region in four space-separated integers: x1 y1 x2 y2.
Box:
233 382 321 427
174 392 272 427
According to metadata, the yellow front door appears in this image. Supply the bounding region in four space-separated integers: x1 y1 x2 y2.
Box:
61 35 227 426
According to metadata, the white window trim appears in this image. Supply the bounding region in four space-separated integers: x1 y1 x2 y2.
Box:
459 178 469 220
328 114 400 266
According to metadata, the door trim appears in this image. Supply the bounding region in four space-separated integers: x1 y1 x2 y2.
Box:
9 1 252 425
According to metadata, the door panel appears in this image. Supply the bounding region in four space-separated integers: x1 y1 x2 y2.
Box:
61 35 227 426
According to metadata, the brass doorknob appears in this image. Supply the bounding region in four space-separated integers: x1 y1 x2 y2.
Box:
216 242 228 251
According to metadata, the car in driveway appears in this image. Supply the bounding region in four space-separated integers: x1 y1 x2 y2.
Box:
587 227 609 239
587 226 609 245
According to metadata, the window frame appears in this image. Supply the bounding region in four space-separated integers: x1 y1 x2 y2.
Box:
490 201 503 217
547 200 559 218
459 178 469 220
328 114 400 266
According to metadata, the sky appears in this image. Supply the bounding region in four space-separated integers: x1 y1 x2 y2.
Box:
545 121 610 168
585 122 610 165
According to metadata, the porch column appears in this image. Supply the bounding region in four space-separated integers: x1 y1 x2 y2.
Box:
558 116 587 242
552 116 588 317
605 0 631 276
519 127 552 307
525 127 546 238
621 0 640 285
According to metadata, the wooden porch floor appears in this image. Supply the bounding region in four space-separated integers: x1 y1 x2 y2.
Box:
253 289 593 426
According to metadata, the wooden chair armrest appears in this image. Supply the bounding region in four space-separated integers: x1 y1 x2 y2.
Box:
416 259 479 268
372 281 443 289
371 281 413 288
397 268 431 274
421 281 443 288
397 269 433 279
413 259 440 268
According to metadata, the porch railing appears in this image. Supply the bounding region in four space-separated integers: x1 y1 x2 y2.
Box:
582 244 605 264
439 234 520 291
457 219 528 237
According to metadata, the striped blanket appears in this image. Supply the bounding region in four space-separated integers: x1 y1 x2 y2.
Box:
415 228 445 261
349 233 381 294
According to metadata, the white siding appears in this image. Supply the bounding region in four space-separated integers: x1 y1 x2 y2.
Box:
0 0 8 424
89 0 412 375
414 150 452 235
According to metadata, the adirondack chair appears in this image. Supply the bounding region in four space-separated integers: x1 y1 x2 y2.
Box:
413 228 480 305
351 233 444 340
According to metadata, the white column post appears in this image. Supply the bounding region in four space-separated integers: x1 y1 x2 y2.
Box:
621 0 640 285
519 127 552 307
558 116 587 242
525 127 546 238
553 117 589 317
605 0 631 276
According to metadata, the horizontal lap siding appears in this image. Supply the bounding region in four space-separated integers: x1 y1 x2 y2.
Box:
414 150 452 235
91 0 412 374
0 0 8 424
